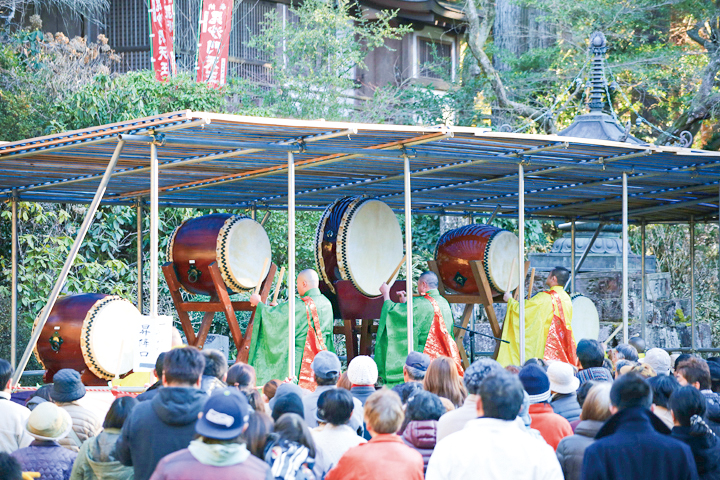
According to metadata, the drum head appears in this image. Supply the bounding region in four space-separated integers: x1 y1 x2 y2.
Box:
486 230 520 293
339 199 403 297
571 294 600 342
219 217 272 291
81 297 141 379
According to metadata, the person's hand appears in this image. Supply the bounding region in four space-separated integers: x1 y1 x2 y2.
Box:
503 291 512 302
398 291 407 303
379 282 390 296
268 300 278 307
249 293 262 307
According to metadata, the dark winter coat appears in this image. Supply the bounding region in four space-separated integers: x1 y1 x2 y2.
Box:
551 393 582 424
556 420 603 480
672 426 720 480
115 386 207 480
12 440 78 480
402 420 438 473
136 382 162 402
581 406 699 480
701 391 720 435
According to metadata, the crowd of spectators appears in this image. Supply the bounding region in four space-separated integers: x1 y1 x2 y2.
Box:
2 334 720 480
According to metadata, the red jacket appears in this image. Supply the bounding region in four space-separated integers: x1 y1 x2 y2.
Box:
529 403 573 451
326 434 424 480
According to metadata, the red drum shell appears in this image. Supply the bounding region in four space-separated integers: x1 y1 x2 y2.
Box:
435 224 511 295
34 293 112 386
315 197 359 294
168 213 232 296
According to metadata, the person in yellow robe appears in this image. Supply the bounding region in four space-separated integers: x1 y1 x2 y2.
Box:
497 266 577 367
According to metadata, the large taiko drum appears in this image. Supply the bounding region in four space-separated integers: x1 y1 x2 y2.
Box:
33 293 141 386
315 196 403 297
571 293 600 343
434 224 520 295
168 213 272 296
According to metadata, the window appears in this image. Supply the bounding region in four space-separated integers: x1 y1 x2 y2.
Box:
417 37 452 80
105 0 151 72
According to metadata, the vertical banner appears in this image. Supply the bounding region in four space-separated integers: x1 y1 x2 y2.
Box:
149 0 176 81
196 0 234 87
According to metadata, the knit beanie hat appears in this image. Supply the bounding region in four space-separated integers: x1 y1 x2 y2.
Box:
519 364 551 403
347 355 378 386
272 392 305 422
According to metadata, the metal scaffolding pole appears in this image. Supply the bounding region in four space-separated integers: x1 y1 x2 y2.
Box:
150 143 159 318
690 216 696 352
404 152 414 354
622 172 629 344
641 220 646 342
571 218 576 295
11 191 18 367
519 163 526 364
136 198 144 314
288 151 296 378
11 140 125 387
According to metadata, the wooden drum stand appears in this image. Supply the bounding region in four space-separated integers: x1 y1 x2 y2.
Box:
427 259 530 367
162 261 277 361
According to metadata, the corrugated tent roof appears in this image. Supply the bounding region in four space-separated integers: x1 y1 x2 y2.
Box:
1 110 719 223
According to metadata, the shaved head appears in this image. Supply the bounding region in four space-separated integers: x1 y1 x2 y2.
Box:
297 269 319 295
417 271 438 294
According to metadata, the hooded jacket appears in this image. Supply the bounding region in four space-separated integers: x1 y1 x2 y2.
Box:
581 407 699 480
116 387 207 480
555 419 603 480
672 426 720 480
402 420 438 473
69 429 133 480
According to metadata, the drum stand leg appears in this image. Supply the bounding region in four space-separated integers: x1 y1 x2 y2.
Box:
342 319 358 361
162 263 198 345
162 261 277 358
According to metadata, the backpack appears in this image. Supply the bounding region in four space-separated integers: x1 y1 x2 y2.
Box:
264 438 317 480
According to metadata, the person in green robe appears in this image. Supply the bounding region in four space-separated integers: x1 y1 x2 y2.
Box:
376 271 455 386
248 269 335 386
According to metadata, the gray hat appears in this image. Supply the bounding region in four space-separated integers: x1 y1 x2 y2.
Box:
52 369 86 403
311 351 341 381
641 348 672 376
268 382 304 409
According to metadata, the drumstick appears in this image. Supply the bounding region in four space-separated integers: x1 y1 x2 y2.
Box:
603 324 624 349
254 258 270 296
113 339 126 384
506 258 517 296
272 266 286 303
527 268 536 299
386 254 407 285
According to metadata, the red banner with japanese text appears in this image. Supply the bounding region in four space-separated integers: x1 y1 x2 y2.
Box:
196 0 233 87
149 0 176 81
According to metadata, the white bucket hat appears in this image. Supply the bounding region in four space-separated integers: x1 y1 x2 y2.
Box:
25 402 73 441
547 361 580 395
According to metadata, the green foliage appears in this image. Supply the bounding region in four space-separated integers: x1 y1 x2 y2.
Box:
51 72 230 132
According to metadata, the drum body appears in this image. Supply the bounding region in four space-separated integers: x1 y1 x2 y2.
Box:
434 224 519 295
315 197 403 297
33 293 141 386
571 294 600 343
168 213 272 296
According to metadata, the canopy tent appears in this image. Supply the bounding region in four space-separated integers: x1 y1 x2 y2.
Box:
3 111 719 384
